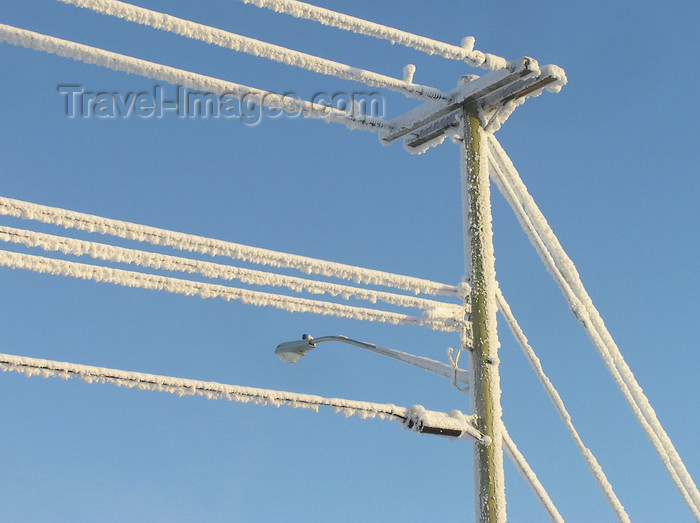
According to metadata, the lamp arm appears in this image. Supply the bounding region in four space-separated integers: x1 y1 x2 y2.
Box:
312 336 468 387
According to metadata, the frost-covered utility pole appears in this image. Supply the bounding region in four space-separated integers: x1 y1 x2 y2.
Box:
462 104 505 522
381 62 564 521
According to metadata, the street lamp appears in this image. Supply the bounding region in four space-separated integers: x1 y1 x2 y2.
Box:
275 334 468 389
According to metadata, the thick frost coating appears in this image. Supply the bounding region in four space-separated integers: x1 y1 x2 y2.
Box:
488 136 700 519
59 0 444 100
384 62 536 146
501 427 564 522
402 405 488 444
0 226 460 314
0 23 388 133
483 65 567 133
496 288 628 522
404 133 447 155
0 352 485 441
0 353 413 419
232 0 507 70
483 99 525 134
399 63 568 155
402 64 416 84
0 249 460 332
386 59 570 156
0 196 458 297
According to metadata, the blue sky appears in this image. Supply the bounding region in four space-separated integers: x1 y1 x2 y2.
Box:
0 1 698 521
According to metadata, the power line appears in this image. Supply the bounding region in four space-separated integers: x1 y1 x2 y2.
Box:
59 0 446 100
230 0 508 70
0 196 458 296
0 351 488 444
489 135 700 519
0 225 462 313
0 23 387 133
502 426 564 523
0 249 461 332
496 288 629 522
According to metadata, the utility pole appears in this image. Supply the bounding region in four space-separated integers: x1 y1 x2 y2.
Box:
374 58 562 520
461 104 506 522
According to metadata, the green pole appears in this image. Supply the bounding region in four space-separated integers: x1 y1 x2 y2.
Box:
461 104 505 522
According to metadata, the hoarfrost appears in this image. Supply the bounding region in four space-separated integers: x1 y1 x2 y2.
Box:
502 427 564 522
0 249 460 331
0 225 460 313
403 64 416 84
496 288 629 521
0 195 459 297
488 135 700 518
403 133 447 155
0 352 482 438
232 0 507 70
59 0 443 100
0 23 388 133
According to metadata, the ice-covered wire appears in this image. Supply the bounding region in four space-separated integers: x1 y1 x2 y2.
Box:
488 135 700 519
0 352 418 420
0 23 387 133
496 288 629 522
489 137 700 518
489 148 686 521
58 0 445 101
0 352 487 443
501 425 564 523
0 225 461 314
0 249 460 332
0 196 458 297
490 152 631 520
231 0 508 70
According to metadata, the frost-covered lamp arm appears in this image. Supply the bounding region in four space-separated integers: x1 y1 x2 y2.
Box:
275 334 468 388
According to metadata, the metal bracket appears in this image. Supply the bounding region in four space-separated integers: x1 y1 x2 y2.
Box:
378 59 566 153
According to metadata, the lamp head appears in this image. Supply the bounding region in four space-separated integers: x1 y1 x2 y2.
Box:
275 334 316 363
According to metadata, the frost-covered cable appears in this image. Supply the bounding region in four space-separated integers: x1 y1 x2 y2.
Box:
489 136 700 516
488 136 700 519
483 99 525 134
0 23 387 132
0 249 460 332
496 288 629 522
501 426 564 523
231 0 508 70
489 149 693 521
0 353 419 421
0 352 487 443
0 225 461 314
0 196 458 297
58 0 445 100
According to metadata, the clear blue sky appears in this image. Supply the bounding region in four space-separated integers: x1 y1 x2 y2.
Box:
1 1 698 521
